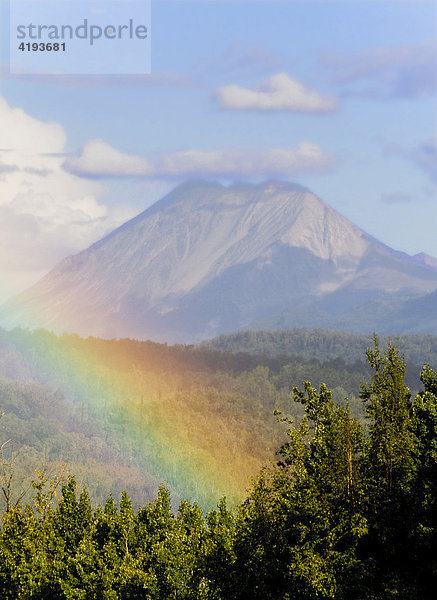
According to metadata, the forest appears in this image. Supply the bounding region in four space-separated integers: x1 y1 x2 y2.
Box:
0 326 395 509
0 327 432 507
0 336 436 598
203 328 437 366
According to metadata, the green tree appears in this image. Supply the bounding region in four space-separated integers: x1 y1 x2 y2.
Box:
231 381 366 600
407 365 437 595
359 336 414 498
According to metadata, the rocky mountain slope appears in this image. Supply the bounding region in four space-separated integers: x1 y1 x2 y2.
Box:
2 180 437 341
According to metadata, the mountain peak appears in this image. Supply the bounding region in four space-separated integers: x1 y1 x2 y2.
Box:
413 252 437 272
3 179 437 342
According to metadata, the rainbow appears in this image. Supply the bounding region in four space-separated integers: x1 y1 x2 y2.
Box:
1 326 266 509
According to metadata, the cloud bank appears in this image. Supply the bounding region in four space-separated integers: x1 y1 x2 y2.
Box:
0 98 134 301
65 140 334 179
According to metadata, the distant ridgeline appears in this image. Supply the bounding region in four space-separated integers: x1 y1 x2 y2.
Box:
202 328 437 366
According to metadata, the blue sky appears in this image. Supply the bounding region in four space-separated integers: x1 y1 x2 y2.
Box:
0 0 436 301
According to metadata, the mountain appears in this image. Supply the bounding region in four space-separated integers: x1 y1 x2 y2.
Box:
2 179 437 341
413 252 437 272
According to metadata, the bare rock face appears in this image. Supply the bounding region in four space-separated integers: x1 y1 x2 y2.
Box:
2 180 437 341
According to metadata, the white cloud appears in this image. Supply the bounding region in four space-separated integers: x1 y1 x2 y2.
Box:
214 73 338 112
66 139 334 179
0 97 134 302
65 139 154 177
0 97 66 159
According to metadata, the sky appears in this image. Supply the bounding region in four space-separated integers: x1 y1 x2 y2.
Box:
0 0 436 302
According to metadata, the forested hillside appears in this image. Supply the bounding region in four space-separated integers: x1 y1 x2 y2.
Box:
0 327 429 510
0 339 435 599
203 328 437 365
0 377 161 508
